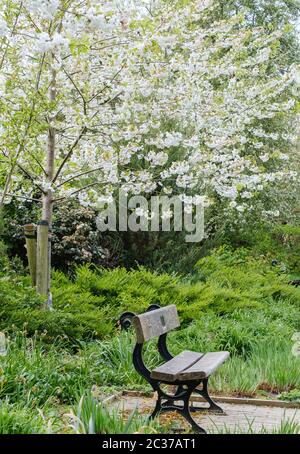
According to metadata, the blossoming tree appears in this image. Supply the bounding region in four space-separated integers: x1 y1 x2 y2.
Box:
0 0 298 302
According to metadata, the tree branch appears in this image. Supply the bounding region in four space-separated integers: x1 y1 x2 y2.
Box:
52 126 87 184
53 179 116 203
3 193 42 203
56 166 105 188
87 64 125 103
59 62 87 113
1 150 46 194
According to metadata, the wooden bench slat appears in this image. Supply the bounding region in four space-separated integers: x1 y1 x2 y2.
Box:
178 351 230 381
151 351 229 382
151 351 204 382
133 305 180 343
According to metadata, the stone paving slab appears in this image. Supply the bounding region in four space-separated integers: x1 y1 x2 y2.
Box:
113 395 300 434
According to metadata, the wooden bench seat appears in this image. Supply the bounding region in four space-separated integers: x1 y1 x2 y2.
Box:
151 351 229 382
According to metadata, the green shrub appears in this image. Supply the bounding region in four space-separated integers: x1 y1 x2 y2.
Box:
254 224 300 276
0 247 299 344
73 265 179 310
194 246 300 304
0 270 112 342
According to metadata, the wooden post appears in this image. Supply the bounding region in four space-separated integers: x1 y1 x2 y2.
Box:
24 224 37 287
36 220 49 297
0 332 7 356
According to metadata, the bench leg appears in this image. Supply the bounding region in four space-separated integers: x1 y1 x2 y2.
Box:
181 384 207 434
191 378 224 414
149 383 207 434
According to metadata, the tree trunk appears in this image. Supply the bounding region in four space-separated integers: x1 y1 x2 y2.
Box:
36 63 56 308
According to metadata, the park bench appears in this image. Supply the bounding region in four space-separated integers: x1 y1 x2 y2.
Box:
120 304 229 433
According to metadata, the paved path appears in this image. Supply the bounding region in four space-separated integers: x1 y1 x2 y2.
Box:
113 395 300 434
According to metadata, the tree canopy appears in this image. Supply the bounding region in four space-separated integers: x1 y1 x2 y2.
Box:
0 0 299 219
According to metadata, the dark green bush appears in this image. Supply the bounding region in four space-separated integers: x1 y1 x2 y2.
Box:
0 199 123 272
0 241 8 270
0 271 112 343
0 247 299 344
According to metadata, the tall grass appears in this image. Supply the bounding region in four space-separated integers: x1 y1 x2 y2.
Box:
84 331 161 388
0 400 46 434
68 393 163 434
0 333 103 407
211 341 300 395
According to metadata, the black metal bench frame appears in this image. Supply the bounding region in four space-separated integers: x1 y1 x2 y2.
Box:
120 305 224 434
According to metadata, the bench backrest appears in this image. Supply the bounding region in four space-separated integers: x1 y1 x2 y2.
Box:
133 305 180 343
